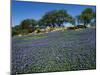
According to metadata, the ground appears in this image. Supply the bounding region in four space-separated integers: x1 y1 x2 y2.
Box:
12 28 96 74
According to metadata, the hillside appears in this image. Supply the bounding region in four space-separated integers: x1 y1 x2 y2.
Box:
12 28 96 74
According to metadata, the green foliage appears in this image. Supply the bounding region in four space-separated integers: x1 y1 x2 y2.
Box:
68 15 75 25
20 19 37 32
20 29 29 35
12 8 96 36
12 19 37 36
77 8 95 26
38 9 73 27
12 25 22 36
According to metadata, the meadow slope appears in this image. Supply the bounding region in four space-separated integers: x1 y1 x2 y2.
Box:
12 28 96 74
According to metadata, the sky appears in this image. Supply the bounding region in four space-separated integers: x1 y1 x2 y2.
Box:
12 0 96 26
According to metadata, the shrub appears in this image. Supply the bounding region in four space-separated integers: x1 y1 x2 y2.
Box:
76 25 87 28
20 29 29 35
67 26 76 30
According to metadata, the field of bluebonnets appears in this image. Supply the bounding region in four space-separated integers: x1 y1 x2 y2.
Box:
12 28 96 74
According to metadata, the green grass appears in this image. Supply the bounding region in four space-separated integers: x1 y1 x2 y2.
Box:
23 35 47 40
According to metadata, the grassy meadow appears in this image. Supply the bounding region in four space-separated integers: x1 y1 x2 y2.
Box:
12 28 96 74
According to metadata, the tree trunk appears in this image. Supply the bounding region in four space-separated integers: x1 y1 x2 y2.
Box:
84 22 87 28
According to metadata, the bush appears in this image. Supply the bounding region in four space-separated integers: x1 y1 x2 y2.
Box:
67 26 76 30
20 29 29 35
12 29 19 36
12 25 22 36
76 25 87 28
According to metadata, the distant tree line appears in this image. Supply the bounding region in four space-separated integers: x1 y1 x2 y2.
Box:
12 8 96 36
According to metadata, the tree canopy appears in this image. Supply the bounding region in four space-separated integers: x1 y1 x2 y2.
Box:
20 19 37 32
12 8 96 36
77 8 95 26
38 9 74 27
